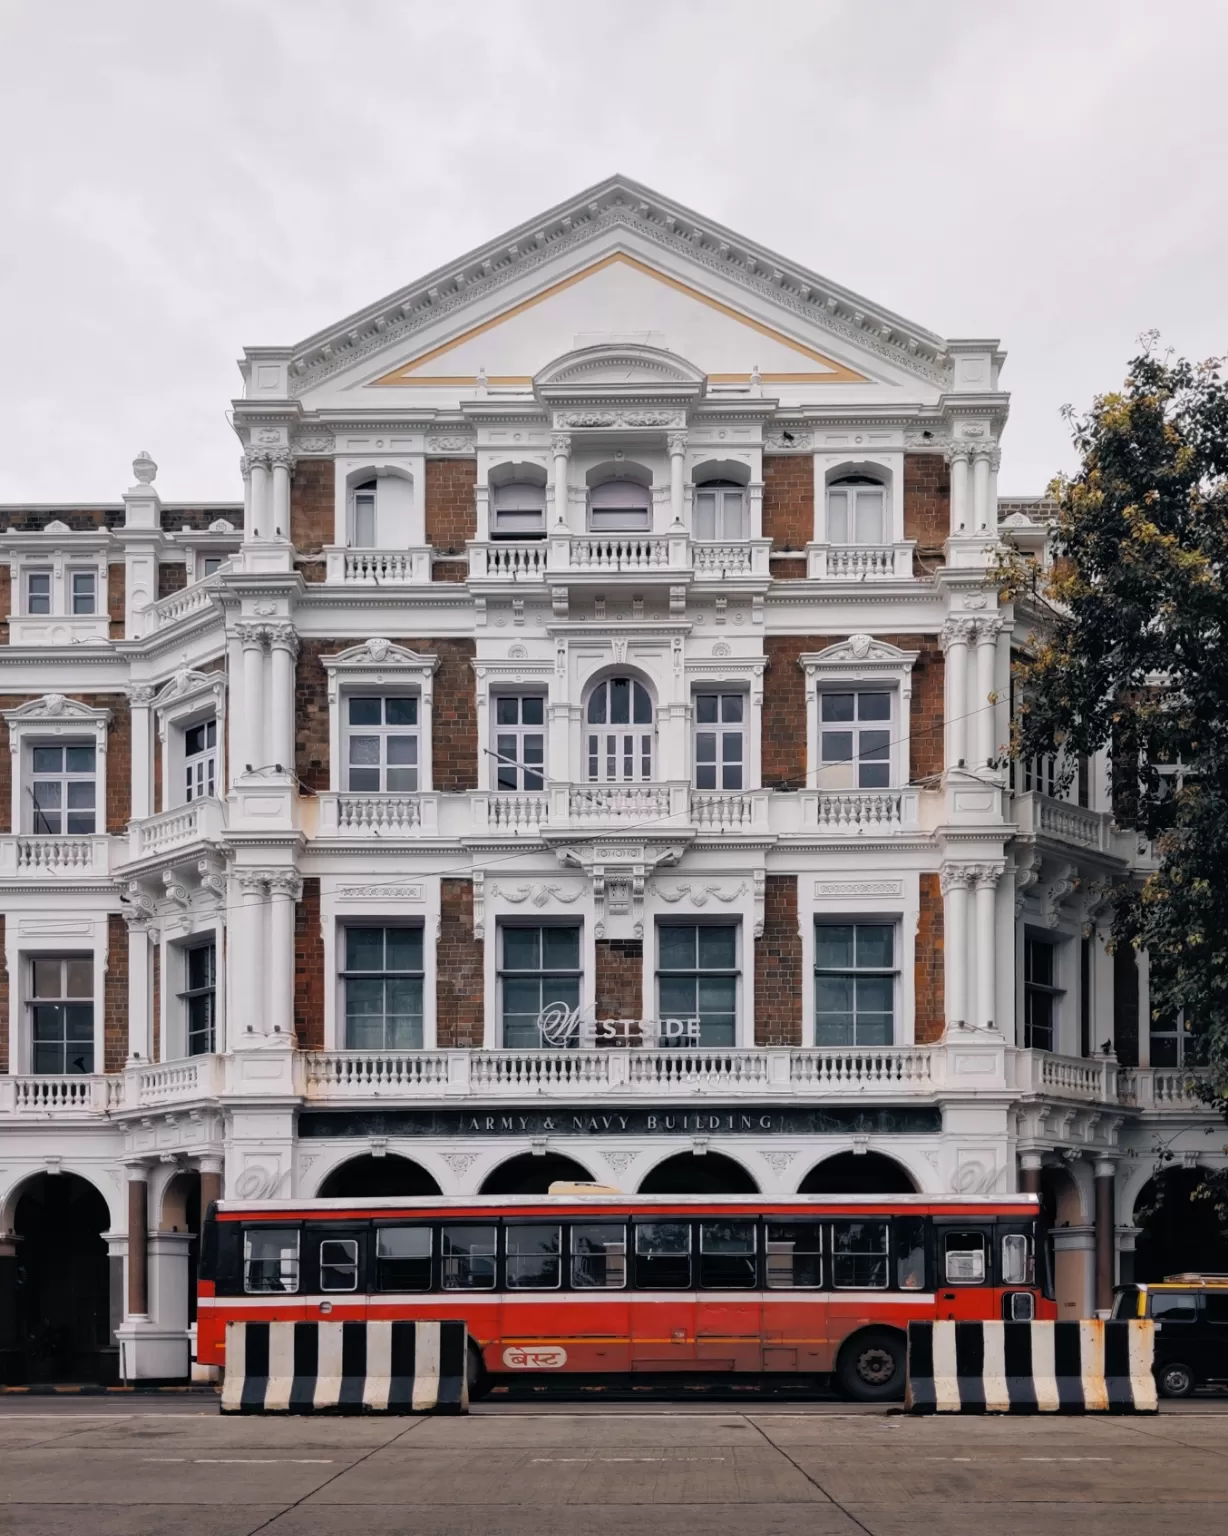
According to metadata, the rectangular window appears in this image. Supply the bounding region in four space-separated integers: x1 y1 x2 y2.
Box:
896 1216 927 1290
828 483 885 544
831 1219 889 1289
441 1225 496 1290
493 695 545 792
819 691 892 790
352 486 377 548
815 924 895 1047
943 1230 987 1283
699 1220 756 1289
202 556 224 579
29 743 96 834
1024 937 1062 1051
26 571 51 616
244 1228 300 1294
634 1221 691 1289
180 942 216 1056
1001 1234 1034 1286
70 571 97 615
320 1238 359 1292
765 1222 823 1288
342 926 424 1050
491 484 546 537
694 694 744 791
505 1224 562 1289
376 1226 432 1291
499 925 580 1049
693 486 746 540
184 719 218 802
30 955 94 1074
571 1223 627 1289
346 696 419 793
657 924 738 1048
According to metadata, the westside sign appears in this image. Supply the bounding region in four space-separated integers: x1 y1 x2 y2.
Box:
537 1002 700 1048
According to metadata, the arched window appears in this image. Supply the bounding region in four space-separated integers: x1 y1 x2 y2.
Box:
588 479 651 533
491 481 546 538
827 475 886 544
586 677 654 782
351 479 377 548
693 479 746 540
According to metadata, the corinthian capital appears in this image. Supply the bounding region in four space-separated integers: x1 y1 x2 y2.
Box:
940 617 977 651
267 871 303 900
967 862 1005 891
940 864 974 894
943 442 973 466
666 431 688 458
234 621 269 649
266 621 299 656
242 449 271 474
550 432 571 458
268 448 297 473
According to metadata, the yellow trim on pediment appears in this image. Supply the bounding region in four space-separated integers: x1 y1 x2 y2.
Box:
369 252 868 387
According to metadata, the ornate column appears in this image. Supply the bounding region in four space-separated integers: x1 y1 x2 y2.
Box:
971 864 1003 1030
269 450 294 540
972 445 993 532
1019 1150 1043 1196
237 623 267 773
246 451 270 542
944 442 971 533
940 865 973 1030
126 1164 149 1321
974 617 1001 769
668 430 687 528
1095 1158 1117 1314
121 901 156 1062
941 618 973 772
267 872 302 1041
129 685 155 820
267 623 298 773
551 432 571 528
231 871 269 1043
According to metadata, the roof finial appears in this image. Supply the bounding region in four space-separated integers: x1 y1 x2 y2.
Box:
132 450 157 486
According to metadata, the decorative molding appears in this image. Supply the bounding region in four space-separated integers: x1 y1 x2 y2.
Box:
656 882 747 907
814 879 903 898
2 694 112 726
493 882 582 908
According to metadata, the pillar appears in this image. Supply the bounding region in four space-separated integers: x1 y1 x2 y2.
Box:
1095 1158 1117 1314
238 623 267 773
946 444 971 533
231 872 269 1043
1019 1151 1043 1196
974 619 1000 768
941 618 972 771
551 432 570 527
247 452 270 541
972 447 992 532
973 865 1001 1029
267 873 300 1040
668 431 687 528
270 452 293 540
267 624 298 774
941 865 972 1029
126 1166 149 1320
130 685 154 820
198 1155 223 1223
124 915 153 1061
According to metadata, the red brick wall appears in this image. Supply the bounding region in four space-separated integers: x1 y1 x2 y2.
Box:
771 557 808 580
760 635 945 789
762 456 813 550
431 560 468 583
425 459 477 554
914 872 945 1043
754 875 803 1045
290 458 335 558
294 878 324 1048
437 879 483 1047
595 941 642 1020
294 638 476 793
107 564 125 640
903 453 949 566
157 563 187 601
105 913 128 1072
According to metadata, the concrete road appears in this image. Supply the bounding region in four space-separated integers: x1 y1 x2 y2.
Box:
0 1400 1224 1534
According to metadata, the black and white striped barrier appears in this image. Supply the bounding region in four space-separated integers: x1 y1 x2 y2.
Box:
906 1320 1157 1413
221 1320 468 1414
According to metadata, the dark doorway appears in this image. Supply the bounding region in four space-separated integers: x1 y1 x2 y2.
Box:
161 1172 201 1325
798 1152 917 1195
638 1151 758 1195
11 1173 113 1384
318 1155 442 1199
1133 1167 1228 1282
480 1153 594 1195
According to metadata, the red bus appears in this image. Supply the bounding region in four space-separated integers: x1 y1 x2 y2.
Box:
198 1191 1054 1400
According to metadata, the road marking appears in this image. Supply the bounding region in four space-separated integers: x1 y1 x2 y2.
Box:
143 1457 334 1465
1020 1457 1112 1462
531 1455 728 1463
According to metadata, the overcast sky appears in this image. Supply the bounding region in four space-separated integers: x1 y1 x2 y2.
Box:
2 0 1225 503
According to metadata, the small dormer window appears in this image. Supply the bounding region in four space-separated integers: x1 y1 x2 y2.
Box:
26 572 51 615
491 482 546 538
827 476 886 544
70 571 96 615
588 479 651 533
693 480 746 541
352 481 377 548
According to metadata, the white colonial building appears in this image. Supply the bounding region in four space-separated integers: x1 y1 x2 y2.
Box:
0 177 1217 1383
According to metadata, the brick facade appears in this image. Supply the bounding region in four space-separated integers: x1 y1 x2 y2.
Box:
914 872 945 1043
290 458 335 559
105 913 128 1072
294 878 324 1049
107 563 125 640
157 563 187 601
903 452 949 567
424 459 477 554
594 940 643 1021
754 874 803 1045
436 879 483 1047
762 456 813 550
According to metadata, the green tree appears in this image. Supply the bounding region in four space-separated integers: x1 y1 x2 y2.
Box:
1002 341 1228 1107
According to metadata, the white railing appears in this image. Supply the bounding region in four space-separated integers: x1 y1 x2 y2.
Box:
690 791 768 832
467 535 767 582
483 793 551 834
1118 1067 1206 1111
567 785 674 823
130 798 225 862
0 835 111 878
790 1047 935 1092
316 792 439 837
691 541 751 576
305 1053 454 1095
471 542 548 580
146 568 229 631
1018 1050 1117 1101
801 789 920 834
571 536 671 571
807 543 914 580
0 1075 122 1114
131 1056 225 1107
1013 791 1110 852
325 548 433 585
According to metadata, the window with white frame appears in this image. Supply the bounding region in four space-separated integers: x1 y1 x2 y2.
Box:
491 482 546 538
586 677 654 783
202 555 224 579
29 955 94 1074
493 695 545 791
69 570 97 615
657 924 738 1048
179 941 217 1056
351 480 377 548
498 924 581 1049
587 479 651 532
25 571 51 616
814 923 896 1046
341 926 424 1049
184 719 218 802
1024 936 1062 1051
818 690 892 790
693 480 746 540
345 696 419 793
693 693 744 790
28 742 97 834
827 475 886 544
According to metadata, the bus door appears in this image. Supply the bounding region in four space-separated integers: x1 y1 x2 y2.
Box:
630 1218 696 1370
763 1219 827 1372
304 1223 368 1321
933 1221 994 1319
996 1220 1038 1321
695 1219 761 1371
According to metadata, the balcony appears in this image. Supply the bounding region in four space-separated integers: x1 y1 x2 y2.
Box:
466 535 771 586
1012 1049 1205 1114
0 1075 123 1117
468 786 770 838
7 613 113 647
1013 791 1113 854
806 542 915 581
800 789 920 835
316 792 440 838
0 834 113 880
144 568 229 633
125 798 226 864
324 547 433 585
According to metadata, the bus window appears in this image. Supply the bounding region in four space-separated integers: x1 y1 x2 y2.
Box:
376 1227 431 1291
571 1223 626 1288
699 1221 756 1289
320 1239 359 1292
943 1231 987 1283
634 1221 691 1289
441 1225 496 1289
831 1221 889 1289
244 1228 300 1294
1001 1233 1033 1286
766 1222 823 1288
506 1224 562 1289
895 1217 926 1290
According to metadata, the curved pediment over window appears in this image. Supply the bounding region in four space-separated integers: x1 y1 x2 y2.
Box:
534 343 706 410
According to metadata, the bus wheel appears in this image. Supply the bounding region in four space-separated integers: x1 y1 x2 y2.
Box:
1157 1361 1195 1398
837 1330 906 1401
466 1342 490 1400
